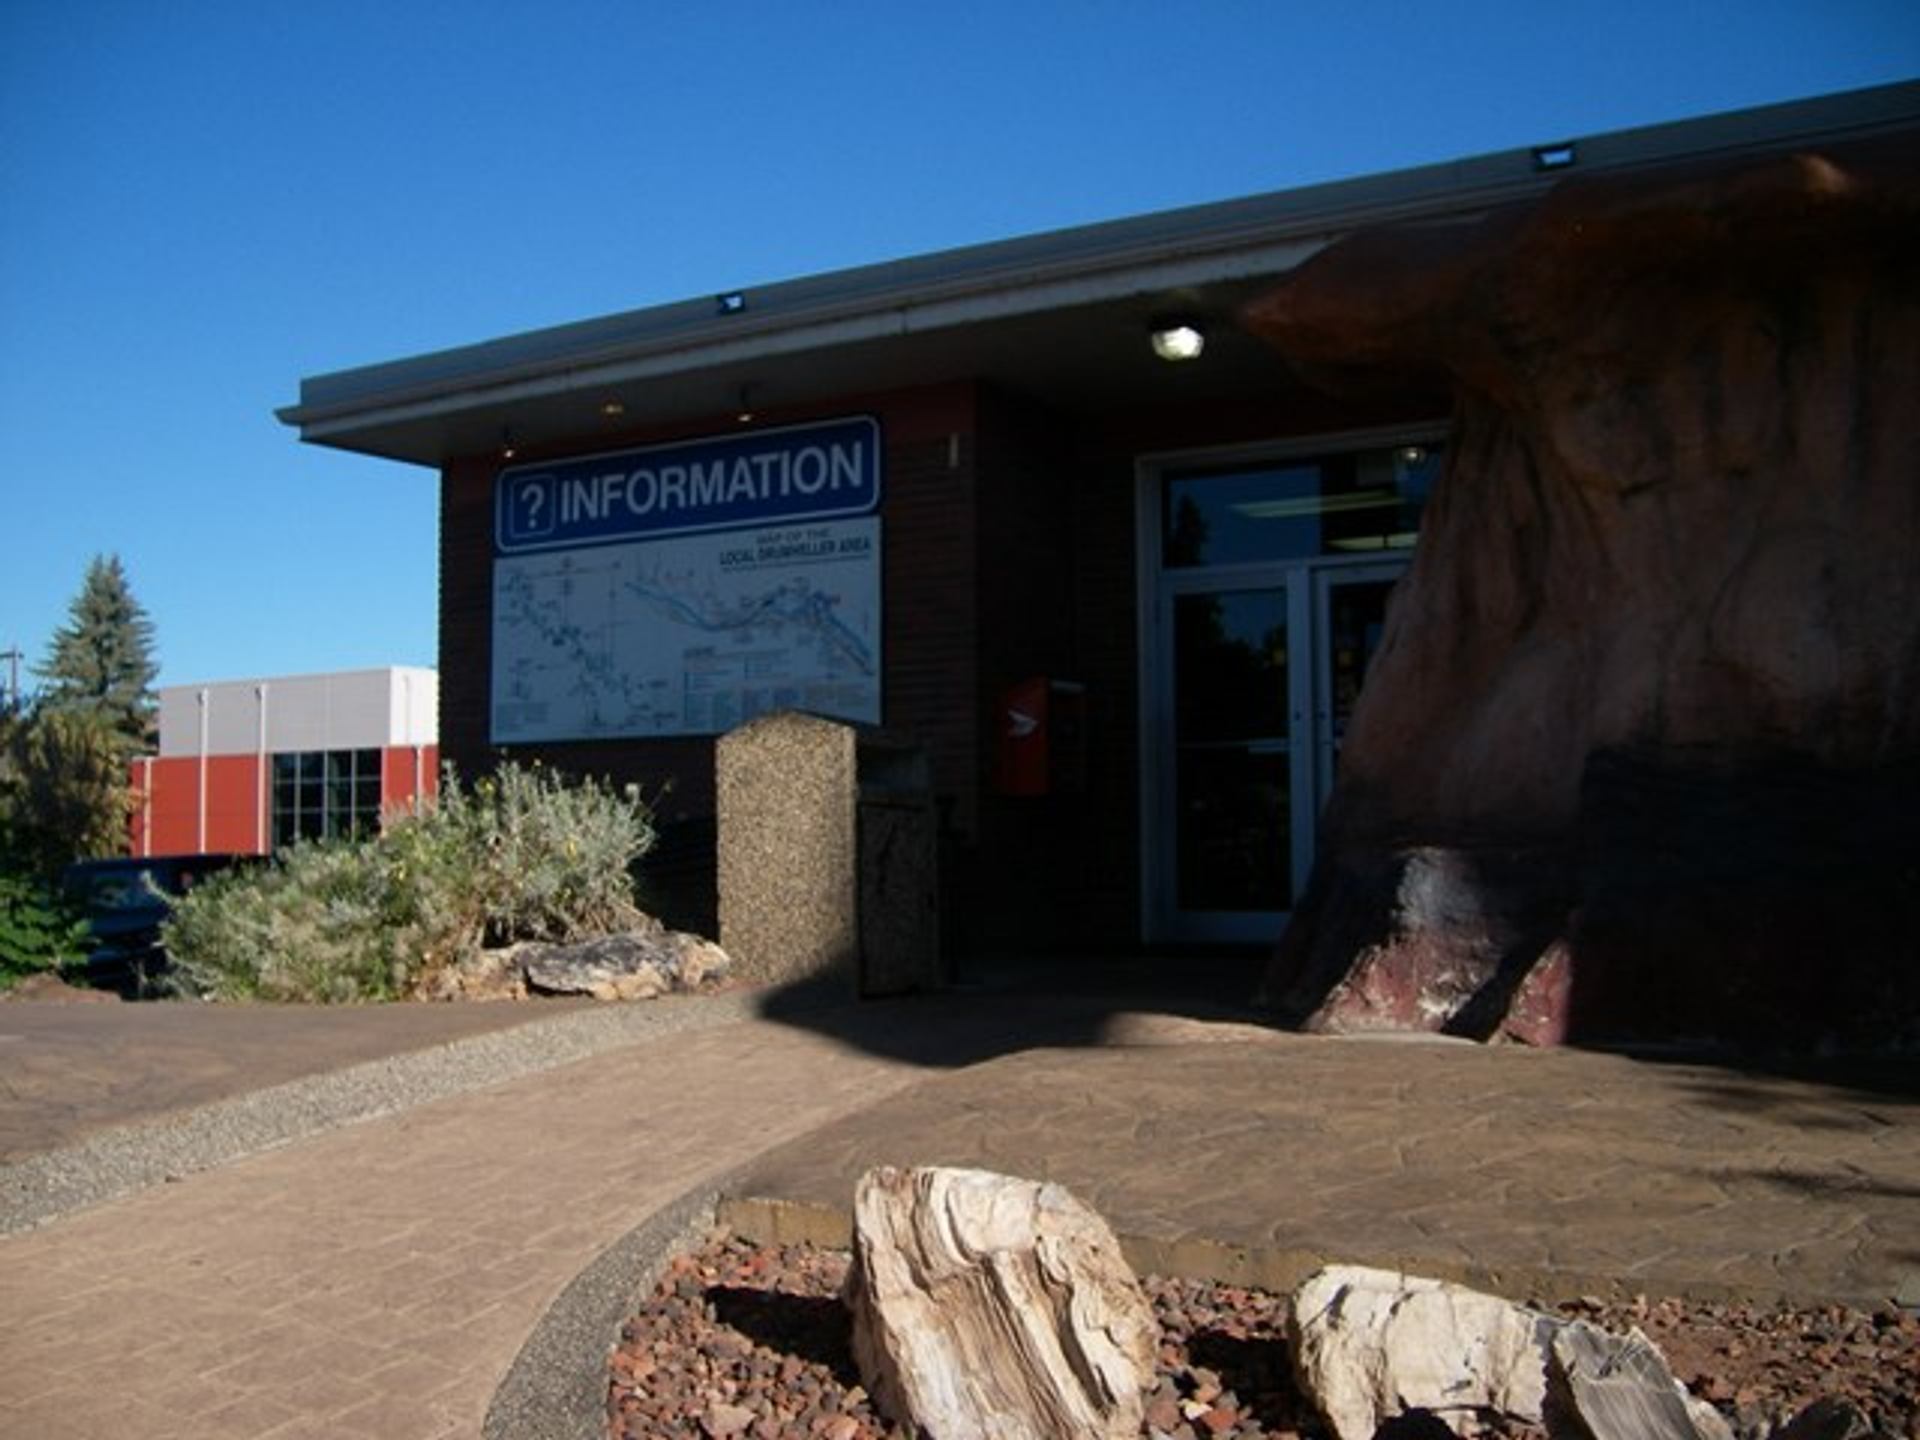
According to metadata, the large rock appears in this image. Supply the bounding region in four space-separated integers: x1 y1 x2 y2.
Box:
1262 846 1571 1036
413 924 730 1001
1289 1269 1732 1440
413 941 533 1002
1288 1266 1557 1440
1246 135 1920 1048
522 928 729 1000
844 1166 1158 1440
1546 1321 1734 1440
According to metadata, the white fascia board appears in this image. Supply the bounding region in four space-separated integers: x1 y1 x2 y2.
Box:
291 235 1334 445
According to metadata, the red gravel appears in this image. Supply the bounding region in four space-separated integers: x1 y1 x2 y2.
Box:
606 1235 1919 1440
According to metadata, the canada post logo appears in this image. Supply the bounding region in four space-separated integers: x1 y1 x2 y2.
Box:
495 416 881 554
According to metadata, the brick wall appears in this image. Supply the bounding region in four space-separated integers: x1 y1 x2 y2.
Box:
435 373 1445 956
438 452 494 785
879 426 978 832
436 383 979 831
964 389 1080 947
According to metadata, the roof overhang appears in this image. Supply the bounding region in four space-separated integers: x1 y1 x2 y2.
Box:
278 80 1920 468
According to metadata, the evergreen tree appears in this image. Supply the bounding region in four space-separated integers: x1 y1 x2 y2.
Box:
36 554 158 751
5 708 132 871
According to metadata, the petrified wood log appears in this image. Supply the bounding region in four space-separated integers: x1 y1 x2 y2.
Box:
844 1166 1158 1440
1289 1265 1555 1440
1245 134 1920 1048
1546 1322 1734 1440
1289 1268 1733 1440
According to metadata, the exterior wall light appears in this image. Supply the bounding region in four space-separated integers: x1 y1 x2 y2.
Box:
601 399 626 419
1150 322 1205 362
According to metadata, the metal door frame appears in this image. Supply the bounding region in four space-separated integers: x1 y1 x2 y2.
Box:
1135 425 1440 945
1310 559 1413 828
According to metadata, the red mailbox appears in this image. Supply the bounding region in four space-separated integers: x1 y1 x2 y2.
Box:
992 677 1086 796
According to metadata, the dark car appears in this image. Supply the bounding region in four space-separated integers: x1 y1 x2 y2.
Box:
59 855 244 995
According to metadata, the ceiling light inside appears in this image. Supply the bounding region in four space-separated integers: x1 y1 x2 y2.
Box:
1150 322 1205 362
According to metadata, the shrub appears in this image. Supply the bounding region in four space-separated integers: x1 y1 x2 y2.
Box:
0 868 87 988
163 843 404 1002
4 708 132 873
165 761 655 1002
428 761 654 946
0 812 89 989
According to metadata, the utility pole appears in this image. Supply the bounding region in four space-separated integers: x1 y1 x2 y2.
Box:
0 646 20 714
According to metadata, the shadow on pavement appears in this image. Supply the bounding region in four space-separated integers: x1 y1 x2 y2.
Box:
750 948 1280 1067
750 948 1920 1120
1629 1049 1920 1107
1740 1164 1920 1203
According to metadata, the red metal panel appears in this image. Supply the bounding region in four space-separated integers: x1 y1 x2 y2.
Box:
128 760 152 857
381 743 438 819
126 753 265 858
203 754 264 854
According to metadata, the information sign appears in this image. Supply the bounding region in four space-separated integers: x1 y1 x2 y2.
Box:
491 506 882 743
495 416 880 554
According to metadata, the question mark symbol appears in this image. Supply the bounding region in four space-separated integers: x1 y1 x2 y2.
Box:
519 480 549 536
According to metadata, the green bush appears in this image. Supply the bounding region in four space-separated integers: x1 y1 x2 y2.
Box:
0 868 88 988
431 761 655 945
165 761 655 1002
4 707 132 874
0 809 89 989
162 843 400 1002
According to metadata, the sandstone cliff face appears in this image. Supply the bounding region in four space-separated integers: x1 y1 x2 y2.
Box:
1245 137 1920 1047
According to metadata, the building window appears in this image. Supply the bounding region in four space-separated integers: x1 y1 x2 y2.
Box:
271 748 383 848
1162 442 1443 568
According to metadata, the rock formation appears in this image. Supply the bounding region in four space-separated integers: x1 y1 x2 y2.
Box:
412 922 729 1001
1288 1266 1735 1440
1289 1266 1555 1440
1546 1322 1735 1440
843 1165 1158 1440
1245 133 1920 1047
521 928 729 1000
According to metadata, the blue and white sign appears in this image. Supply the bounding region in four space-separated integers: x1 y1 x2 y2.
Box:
488 415 885 743
491 518 881 742
495 415 880 554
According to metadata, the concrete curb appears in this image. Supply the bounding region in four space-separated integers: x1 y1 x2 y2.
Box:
485 1175 736 1440
0 989 763 1235
714 1193 1856 1311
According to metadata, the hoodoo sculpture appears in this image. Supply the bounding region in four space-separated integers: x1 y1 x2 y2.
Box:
1245 136 1920 1047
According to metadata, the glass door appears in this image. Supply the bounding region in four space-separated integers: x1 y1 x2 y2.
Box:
1169 584 1295 926
1141 432 1441 944
1313 564 1405 807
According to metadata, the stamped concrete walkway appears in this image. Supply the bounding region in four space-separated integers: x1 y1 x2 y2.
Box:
0 985 1915 1440
727 1014 1920 1309
0 993 591 1162
0 992 981 1440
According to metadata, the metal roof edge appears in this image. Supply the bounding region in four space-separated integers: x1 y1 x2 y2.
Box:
156 665 439 696
278 78 1920 434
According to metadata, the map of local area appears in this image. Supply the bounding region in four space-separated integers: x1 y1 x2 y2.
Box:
491 517 880 742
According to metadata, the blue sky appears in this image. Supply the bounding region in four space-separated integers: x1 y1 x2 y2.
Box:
2 1 1914 699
